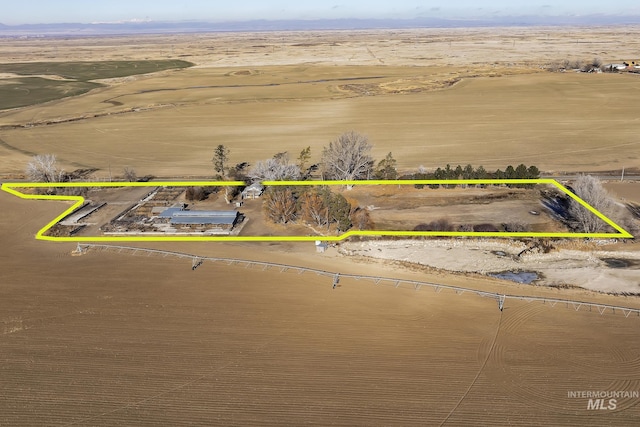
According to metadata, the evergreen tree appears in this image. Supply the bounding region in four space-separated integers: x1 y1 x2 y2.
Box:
505 165 516 179
298 146 311 173
375 152 398 179
515 163 528 179
328 192 352 232
212 145 230 178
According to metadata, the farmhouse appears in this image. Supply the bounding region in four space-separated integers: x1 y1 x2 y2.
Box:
241 182 264 199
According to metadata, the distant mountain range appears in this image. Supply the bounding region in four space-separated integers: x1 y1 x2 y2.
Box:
2 15 640 36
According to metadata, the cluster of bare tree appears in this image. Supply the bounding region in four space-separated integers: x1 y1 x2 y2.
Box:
122 167 137 182
547 58 603 72
263 186 373 233
211 144 312 203
263 187 298 224
542 174 637 236
567 175 621 233
248 152 301 182
212 131 391 189
320 131 375 186
26 154 139 185
209 132 383 210
26 154 65 183
567 175 612 233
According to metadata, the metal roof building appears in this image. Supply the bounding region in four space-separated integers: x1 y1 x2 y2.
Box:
169 210 239 226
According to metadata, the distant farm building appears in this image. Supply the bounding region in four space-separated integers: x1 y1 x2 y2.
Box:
610 63 628 71
241 183 264 199
605 62 640 72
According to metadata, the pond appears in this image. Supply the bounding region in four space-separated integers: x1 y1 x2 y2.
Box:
489 271 540 284
601 258 639 269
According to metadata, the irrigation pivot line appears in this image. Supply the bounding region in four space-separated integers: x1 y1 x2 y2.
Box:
79 244 640 318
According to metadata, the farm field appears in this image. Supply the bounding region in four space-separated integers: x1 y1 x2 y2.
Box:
0 60 193 82
0 77 102 110
0 60 192 110
1 26 640 425
1 69 640 177
2 190 640 425
1 27 640 178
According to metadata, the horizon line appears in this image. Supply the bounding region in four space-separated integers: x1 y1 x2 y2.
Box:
3 15 640 35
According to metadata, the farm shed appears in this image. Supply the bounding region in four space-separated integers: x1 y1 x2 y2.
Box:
315 241 328 253
169 210 240 231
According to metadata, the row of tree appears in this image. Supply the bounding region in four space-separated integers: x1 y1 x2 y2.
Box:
407 163 540 188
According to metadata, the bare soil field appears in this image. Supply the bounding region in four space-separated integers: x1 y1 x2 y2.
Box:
605 182 640 204
2 27 640 424
2 190 640 425
343 185 560 232
1 27 640 178
2 69 639 177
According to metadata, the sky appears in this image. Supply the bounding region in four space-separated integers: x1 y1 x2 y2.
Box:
3 0 640 25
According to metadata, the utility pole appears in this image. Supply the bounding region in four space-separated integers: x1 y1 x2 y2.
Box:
621 167 625 182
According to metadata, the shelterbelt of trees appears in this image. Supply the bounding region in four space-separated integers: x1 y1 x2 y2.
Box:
404 163 540 189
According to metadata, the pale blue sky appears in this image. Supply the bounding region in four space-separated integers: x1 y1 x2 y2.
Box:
4 1 640 25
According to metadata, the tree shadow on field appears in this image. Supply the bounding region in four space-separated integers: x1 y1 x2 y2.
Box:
541 193 571 222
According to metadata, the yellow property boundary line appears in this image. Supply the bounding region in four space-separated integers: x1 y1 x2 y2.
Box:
0 179 633 242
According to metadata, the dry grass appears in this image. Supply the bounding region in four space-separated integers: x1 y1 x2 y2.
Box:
341 185 559 232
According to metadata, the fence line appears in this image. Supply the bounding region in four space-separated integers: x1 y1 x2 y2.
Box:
77 243 640 318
